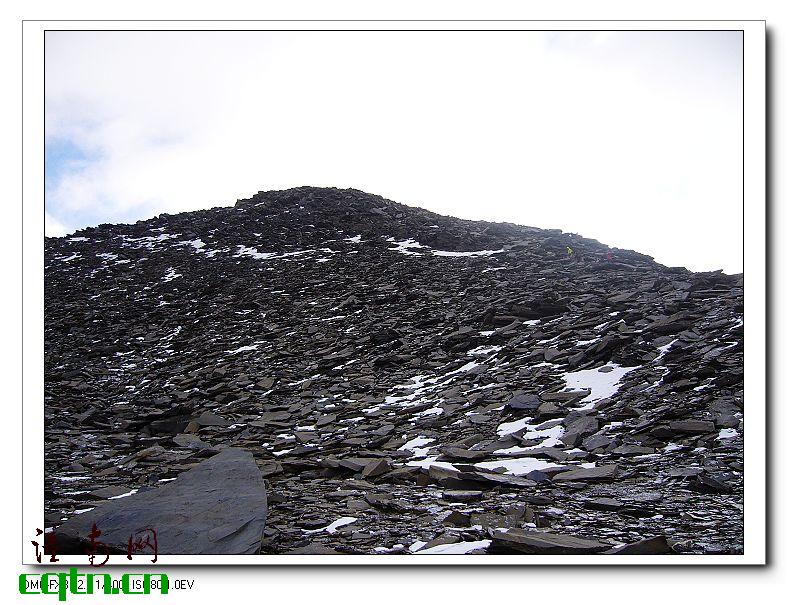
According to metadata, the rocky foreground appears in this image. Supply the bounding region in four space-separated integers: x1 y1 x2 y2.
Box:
45 186 744 555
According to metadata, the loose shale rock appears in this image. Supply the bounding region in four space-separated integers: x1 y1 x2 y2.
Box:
44 186 744 555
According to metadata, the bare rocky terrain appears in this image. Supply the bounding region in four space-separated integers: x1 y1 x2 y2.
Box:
45 186 744 555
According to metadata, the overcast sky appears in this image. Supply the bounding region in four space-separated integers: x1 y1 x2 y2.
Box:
45 30 743 273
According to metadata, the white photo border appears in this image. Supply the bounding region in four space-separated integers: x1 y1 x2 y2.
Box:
23 19 766 566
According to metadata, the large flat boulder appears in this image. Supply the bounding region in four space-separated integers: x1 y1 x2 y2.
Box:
54 448 267 555
489 528 609 554
552 464 618 482
605 535 675 554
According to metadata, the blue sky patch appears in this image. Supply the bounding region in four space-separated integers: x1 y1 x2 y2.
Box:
45 137 90 193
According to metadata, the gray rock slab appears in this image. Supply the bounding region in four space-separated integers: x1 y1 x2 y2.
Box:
489 528 609 554
552 464 618 482
669 420 716 434
605 535 675 555
55 448 267 554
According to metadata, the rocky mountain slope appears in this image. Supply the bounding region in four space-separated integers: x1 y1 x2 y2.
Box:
44 186 744 555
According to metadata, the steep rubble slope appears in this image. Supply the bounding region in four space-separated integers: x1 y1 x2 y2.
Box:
44 186 744 555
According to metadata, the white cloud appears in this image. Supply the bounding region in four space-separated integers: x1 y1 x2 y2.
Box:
45 211 68 237
45 31 743 272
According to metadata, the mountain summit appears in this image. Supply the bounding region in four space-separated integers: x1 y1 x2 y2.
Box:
45 186 743 555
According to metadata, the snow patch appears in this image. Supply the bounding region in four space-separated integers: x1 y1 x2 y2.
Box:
494 424 564 452
468 345 502 356
414 540 491 555
560 363 639 407
108 489 139 500
389 239 427 255
399 436 435 451
432 249 504 257
405 456 457 471
303 517 358 535
474 457 563 475
409 540 428 553
162 267 182 282
496 417 532 436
